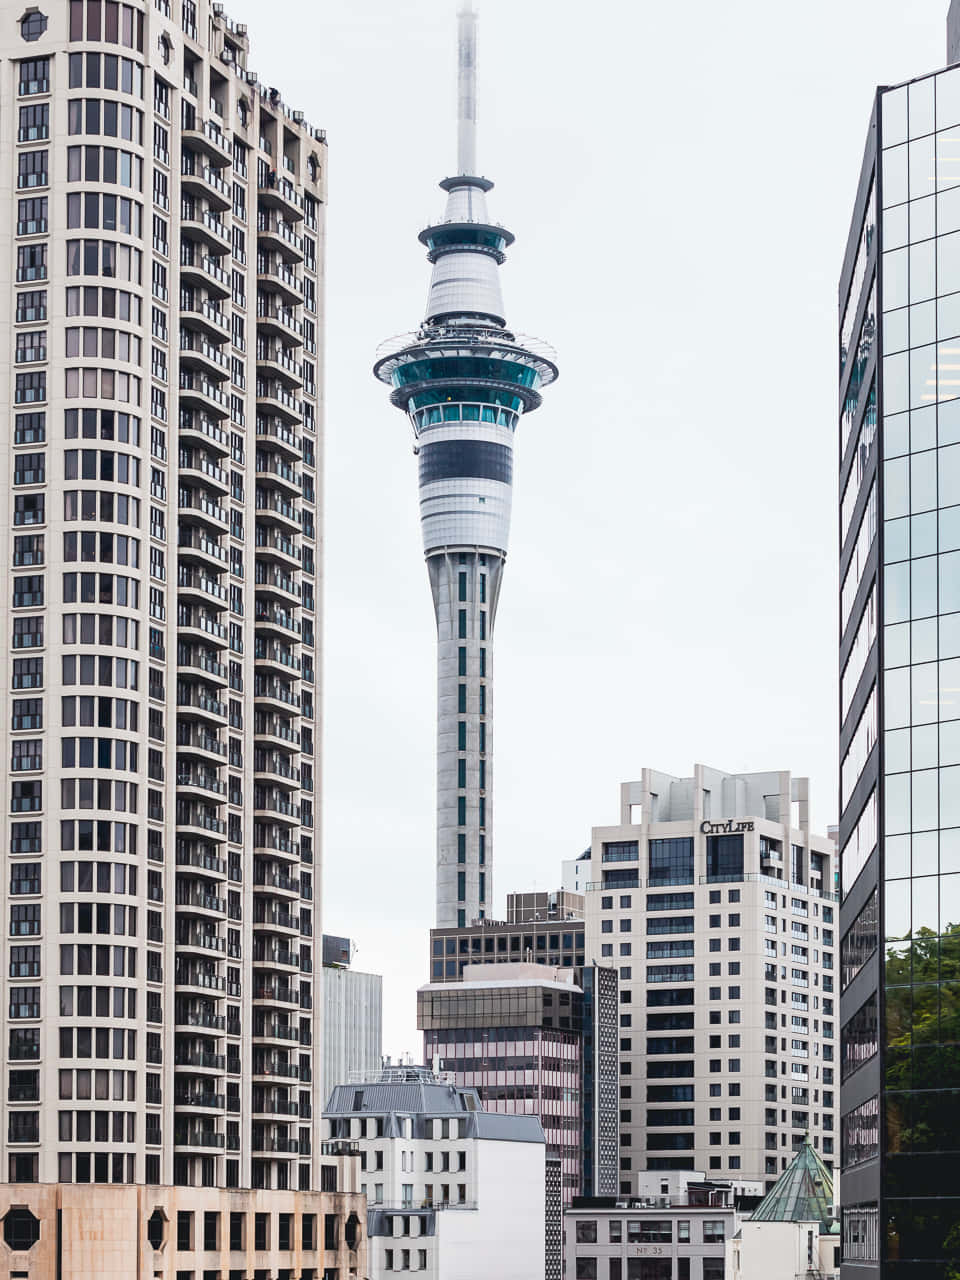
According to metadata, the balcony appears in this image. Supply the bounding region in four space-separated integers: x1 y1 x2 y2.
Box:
182 118 233 166
178 567 228 605
178 487 230 533
257 212 304 261
179 410 231 456
255 490 301 533
256 343 304 389
254 565 300 604
179 369 230 416
253 980 299 1004
176 726 227 761
174 1127 225 1150
181 297 231 341
253 755 300 789
175 886 226 917
177 768 227 800
176 928 225 956
181 153 231 209
254 869 301 900
253 905 300 935
252 943 300 970
180 331 231 381
177 685 228 725
252 1135 300 1154
254 641 301 676
176 845 227 876
255 603 301 640
252 1057 299 1080
257 175 304 221
256 300 303 343
253 1097 299 1117
178 528 228 569
175 1006 226 1031
174 1048 225 1072
174 1090 225 1111
255 528 301 566
181 205 232 252
257 259 302 306
256 381 302 425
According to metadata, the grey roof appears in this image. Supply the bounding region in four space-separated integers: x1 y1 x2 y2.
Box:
326 1078 479 1117
473 1112 545 1144
325 1068 544 1145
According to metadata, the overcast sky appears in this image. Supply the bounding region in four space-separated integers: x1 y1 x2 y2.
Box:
225 0 947 1055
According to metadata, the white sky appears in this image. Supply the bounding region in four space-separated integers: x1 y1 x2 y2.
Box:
224 0 948 1055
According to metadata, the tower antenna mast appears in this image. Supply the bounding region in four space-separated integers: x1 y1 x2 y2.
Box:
457 2 478 175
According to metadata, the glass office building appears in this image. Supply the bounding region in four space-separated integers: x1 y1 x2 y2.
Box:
838 58 960 1278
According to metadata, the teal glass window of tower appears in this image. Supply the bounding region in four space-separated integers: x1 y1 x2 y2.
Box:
876 65 960 1267
392 356 540 390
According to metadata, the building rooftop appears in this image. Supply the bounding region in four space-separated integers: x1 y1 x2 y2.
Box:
325 1067 545 1145
750 1140 835 1232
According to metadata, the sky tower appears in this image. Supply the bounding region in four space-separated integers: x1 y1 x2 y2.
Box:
374 4 557 928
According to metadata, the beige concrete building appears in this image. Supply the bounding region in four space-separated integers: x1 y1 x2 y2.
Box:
0 1161 366 1278
0 0 335 1244
581 766 839 1194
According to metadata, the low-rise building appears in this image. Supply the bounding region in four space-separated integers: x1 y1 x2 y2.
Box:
0 1149 366 1278
730 1139 839 1280
564 1172 762 1280
564 1144 840 1280
324 1064 546 1280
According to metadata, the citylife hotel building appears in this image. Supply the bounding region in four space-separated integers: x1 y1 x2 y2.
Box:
0 0 367 1273
838 18 960 1277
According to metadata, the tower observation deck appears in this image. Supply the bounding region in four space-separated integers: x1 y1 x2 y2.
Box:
374 3 557 928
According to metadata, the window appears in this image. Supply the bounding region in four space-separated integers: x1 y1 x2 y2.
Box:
706 834 744 881
19 57 50 93
18 103 49 141
13 576 44 608
703 1220 726 1243
21 10 48 40
648 838 694 885
18 149 48 188
14 452 45 484
15 371 45 403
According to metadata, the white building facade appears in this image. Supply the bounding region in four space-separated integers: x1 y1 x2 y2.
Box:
582 766 839 1194
324 1066 546 1280
322 934 383 1105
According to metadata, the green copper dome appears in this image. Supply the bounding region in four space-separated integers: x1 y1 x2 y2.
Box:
751 1139 835 1233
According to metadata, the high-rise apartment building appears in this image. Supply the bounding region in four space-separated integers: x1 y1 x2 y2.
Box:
373 3 557 928
581 766 838 1195
0 0 328 1221
837 10 960 1273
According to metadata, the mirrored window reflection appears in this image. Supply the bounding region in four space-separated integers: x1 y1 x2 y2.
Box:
909 77 936 140
883 86 908 150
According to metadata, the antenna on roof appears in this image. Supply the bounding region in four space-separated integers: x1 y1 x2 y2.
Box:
456 2 478 175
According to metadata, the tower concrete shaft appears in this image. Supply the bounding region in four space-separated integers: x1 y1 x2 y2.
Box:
374 6 556 927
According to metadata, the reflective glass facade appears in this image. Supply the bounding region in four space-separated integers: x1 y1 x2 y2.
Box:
839 65 960 1277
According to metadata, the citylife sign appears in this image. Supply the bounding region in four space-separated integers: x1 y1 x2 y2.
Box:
699 820 755 835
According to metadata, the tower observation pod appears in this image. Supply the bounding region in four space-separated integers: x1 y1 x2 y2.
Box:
374 3 557 929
